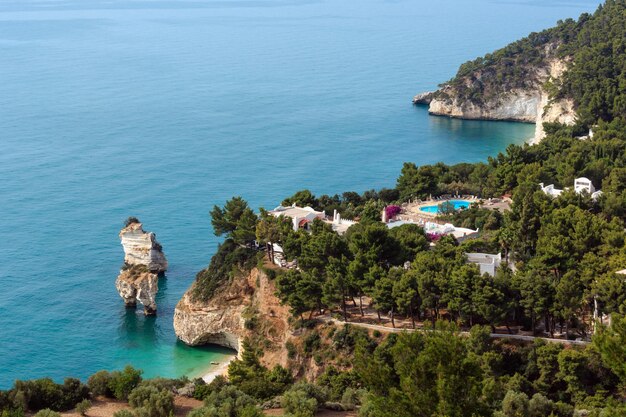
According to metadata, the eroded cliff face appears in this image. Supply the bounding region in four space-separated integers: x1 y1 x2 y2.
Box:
119 222 168 273
174 268 290 368
414 58 576 143
116 221 167 315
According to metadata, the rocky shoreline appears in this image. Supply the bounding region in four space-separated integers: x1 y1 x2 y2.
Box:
413 58 576 143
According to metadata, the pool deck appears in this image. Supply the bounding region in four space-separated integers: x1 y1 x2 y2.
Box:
400 196 480 221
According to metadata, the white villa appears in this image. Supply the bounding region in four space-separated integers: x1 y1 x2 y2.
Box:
266 204 359 268
539 177 603 200
466 252 502 276
268 204 357 235
268 204 326 231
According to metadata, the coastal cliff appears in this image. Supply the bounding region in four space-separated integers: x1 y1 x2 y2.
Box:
414 23 581 143
174 267 291 368
116 220 168 315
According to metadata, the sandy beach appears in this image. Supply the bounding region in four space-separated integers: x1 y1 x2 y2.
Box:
201 355 236 383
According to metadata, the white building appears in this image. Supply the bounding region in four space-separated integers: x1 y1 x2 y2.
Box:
539 183 564 198
539 177 603 200
466 252 502 276
268 204 326 231
326 209 357 235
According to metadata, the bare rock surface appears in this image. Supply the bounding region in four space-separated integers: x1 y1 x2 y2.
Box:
174 268 291 368
119 222 168 273
415 57 576 143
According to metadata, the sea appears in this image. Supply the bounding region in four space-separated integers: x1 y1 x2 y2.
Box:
0 0 601 388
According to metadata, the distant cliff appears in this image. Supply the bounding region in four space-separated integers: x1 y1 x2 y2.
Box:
414 19 582 143
116 220 168 315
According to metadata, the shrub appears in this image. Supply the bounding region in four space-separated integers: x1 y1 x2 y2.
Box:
281 384 320 417
201 385 257 417
33 410 60 417
75 399 91 416
124 217 140 227
340 388 360 410
193 375 228 400
332 325 371 352
384 205 401 220
285 341 297 359
317 368 360 401
128 385 173 417
87 370 113 397
12 377 89 412
500 390 529 417
108 366 142 401
0 409 25 417
60 378 90 410
192 240 257 302
302 332 321 354
112 410 134 417
137 377 187 392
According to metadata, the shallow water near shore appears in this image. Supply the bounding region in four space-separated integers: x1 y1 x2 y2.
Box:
0 0 600 388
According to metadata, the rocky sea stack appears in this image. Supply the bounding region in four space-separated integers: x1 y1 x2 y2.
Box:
115 218 168 315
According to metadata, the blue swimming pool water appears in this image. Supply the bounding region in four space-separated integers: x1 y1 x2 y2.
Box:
420 200 471 214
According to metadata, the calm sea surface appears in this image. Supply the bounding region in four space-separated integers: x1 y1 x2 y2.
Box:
0 0 600 388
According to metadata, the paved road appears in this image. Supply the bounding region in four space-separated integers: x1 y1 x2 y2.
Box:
323 317 589 346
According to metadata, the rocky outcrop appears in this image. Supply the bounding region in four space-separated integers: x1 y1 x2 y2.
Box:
414 57 576 143
116 266 159 315
116 220 167 315
119 222 168 273
174 268 291 367
173 276 249 352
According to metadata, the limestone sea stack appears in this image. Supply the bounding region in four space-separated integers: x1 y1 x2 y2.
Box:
115 219 168 315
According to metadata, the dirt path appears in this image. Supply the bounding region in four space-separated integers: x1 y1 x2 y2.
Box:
322 317 589 346
54 396 203 417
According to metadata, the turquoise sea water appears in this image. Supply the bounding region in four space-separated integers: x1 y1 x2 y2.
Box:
420 200 470 214
0 0 600 388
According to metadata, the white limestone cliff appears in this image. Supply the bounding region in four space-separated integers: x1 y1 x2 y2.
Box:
119 222 168 273
414 58 576 143
174 268 291 367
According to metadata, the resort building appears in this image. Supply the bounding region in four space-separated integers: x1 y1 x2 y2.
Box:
266 205 358 268
539 177 603 200
465 252 502 276
268 204 357 235
539 183 564 198
268 204 326 231
327 209 357 235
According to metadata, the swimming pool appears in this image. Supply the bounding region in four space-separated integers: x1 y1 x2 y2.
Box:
419 200 470 214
